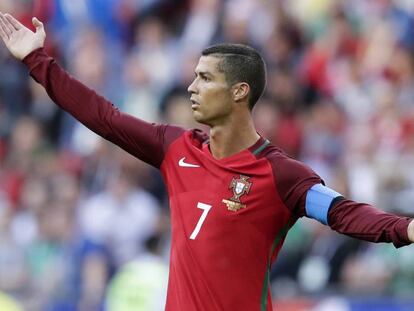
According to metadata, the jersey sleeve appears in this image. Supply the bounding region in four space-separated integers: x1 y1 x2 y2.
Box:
328 198 412 248
22 48 184 168
266 149 412 248
266 150 323 217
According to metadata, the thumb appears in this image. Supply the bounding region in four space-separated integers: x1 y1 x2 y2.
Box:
32 17 45 34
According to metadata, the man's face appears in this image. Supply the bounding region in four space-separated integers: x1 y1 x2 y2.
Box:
187 56 233 126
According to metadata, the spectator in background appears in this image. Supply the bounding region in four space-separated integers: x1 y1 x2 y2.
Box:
121 51 161 122
0 291 22 311
24 173 110 311
0 199 28 300
106 234 169 311
180 0 221 55
79 164 161 268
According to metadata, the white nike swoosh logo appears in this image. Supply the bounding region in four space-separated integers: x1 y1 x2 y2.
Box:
178 157 200 168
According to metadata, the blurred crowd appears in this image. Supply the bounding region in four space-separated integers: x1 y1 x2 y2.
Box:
0 0 414 310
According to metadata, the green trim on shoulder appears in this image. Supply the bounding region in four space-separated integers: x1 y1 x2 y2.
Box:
260 218 294 311
252 139 270 156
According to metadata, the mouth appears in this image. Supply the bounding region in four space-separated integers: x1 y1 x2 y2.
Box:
190 99 200 110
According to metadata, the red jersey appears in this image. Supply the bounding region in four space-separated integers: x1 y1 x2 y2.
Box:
160 130 321 310
23 49 412 311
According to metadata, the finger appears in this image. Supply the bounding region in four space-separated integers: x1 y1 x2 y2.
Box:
4 13 23 31
0 13 11 38
0 13 15 35
0 12 8 39
0 21 8 41
32 17 46 37
32 17 43 30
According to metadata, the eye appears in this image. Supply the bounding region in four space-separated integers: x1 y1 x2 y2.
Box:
202 75 210 82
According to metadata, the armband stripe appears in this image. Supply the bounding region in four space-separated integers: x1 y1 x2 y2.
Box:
305 184 342 225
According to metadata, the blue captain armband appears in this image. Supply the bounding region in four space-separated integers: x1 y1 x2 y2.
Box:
305 184 343 225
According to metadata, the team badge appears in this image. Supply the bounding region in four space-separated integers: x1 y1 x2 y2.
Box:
222 175 252 211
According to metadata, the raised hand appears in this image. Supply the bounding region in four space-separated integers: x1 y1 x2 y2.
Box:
0 12 46 60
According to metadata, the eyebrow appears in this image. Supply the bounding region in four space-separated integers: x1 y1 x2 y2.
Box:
195 70 213 78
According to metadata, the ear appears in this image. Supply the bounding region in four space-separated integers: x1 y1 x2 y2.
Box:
232 82 250 103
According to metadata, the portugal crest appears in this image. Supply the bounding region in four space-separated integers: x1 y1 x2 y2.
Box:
222 175 252 211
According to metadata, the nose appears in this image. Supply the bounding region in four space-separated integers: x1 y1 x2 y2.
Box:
187 78 197 95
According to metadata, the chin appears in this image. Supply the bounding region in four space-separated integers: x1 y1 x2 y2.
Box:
193 114 211 127
192 111 204 122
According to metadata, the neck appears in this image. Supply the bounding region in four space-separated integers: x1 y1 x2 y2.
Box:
209 113 260 160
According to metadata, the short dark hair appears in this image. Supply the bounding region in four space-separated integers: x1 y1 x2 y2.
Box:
201 43 266 110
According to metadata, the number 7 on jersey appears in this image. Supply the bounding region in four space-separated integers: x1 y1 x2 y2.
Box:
190 202 212 240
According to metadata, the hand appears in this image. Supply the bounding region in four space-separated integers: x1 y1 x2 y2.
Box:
408 219 414 243
0 12 46 60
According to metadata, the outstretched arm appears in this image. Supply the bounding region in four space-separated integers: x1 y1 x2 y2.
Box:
268 151 413 247
327 198 413 247
303 184 413 247
0 13 185 168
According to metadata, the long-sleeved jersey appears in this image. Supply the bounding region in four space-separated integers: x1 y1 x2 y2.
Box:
23 49 412 311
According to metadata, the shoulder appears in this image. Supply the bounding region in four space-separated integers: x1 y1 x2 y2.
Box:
162 128 208 158
165 127 208 142
260 144 288 160
261 143 322 186
261 143 323 215
262 145 313 172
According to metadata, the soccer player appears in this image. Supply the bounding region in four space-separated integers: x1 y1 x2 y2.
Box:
0 13 413 311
